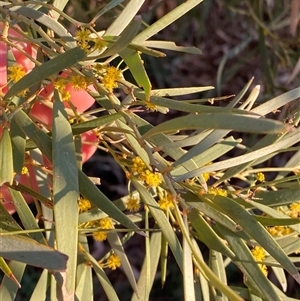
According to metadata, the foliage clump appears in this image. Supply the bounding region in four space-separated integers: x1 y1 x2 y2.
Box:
0 1 299 301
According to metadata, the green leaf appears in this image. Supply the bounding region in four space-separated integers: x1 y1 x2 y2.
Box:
133 180 183 272
0 261 26 301
218 225 281 301
183 218 196 301
76 236 93 301
172 136 241 172
249 200 300 233
131 231 162 301
138 96 245 113
141 40 202 54
0 235 68 270
191 238 210 300
8 188 46 244
8 5 76 48
133 0 204 43
141 86 214 97
71 113 122 135
105 0 145 36
213 195 300 284
51 0 70 20
78 170 141 232
252 87 300 116
0 257 20 288
8 182 52 209
52 90 79 293
175 128 299 181
90 0 126 24
120 48 152 100
217 133 281 185
4 47 86 100
189 208 235 258
160 232 168 288
271 266 287 292
0 198 23 233
107 232 138 294
100 18 142 58
0 127 14 185
142 113 289 140
29 269 48 301
209 250 228 301
186 197 250 240
10 118 26 174
254 215 300 227
82 249 120 301
254 189 300 207
13 110 139 232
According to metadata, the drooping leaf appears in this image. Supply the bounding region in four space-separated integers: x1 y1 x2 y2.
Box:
0 127 14 185
0 235 68 271
52 90 79 293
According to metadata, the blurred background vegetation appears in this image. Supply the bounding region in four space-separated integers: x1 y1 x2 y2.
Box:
65 0 300 95
9 0 299 300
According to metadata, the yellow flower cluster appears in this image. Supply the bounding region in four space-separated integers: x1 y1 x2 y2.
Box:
101 66 122 92
158 192 175 210
107 254 121 270
75 27 106 53
93 64 122 92
256 172 265 182
131 156 162 188
54 75 90 101
201 162 212 182
100 254 121 270
21 166 28 175
145 101 158 112
78 198 91 213
199 187 227 196
69 75 89 91
267 202 300 236
251 246 268 276
126 196 140 212
288 202 300 218
8 64 26 82
131 156 147 174
7 64 29 96
92 217 113 242
141 170 162 187
202 172 210 182
267 226 293 237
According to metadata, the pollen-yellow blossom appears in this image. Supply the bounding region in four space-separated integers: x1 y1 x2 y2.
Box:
75 27 92 52
267 225 293 237
8 64 26 82
98 217 113 229
92 217 114 242
145 101 158 112
126 196 140 212
289 202 300 218
158 192 175 210
70 75 88 91
131 156 147 174
78 198 91 212
251 246 268 276
21 166 28 175
256 172 265 182
140 170 162 188
101 66 122 92
207 187 228 197
106 254 121 270
93 231 107 242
